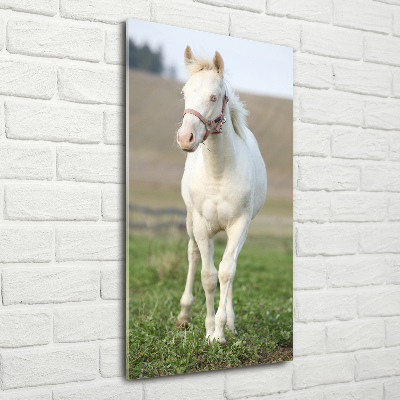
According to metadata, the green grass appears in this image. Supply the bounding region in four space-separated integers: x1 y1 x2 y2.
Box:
127 232 293 379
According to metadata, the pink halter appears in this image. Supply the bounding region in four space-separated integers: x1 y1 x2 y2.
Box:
182 94 229 142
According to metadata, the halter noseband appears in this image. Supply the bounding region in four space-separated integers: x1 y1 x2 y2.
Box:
182 93 229 142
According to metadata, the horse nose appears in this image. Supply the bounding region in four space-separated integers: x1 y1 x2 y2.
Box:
177 128 195 150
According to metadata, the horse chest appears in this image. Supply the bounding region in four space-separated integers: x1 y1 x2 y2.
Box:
189 181 250 230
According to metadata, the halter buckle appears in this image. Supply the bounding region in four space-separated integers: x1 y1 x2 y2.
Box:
221 116 226 124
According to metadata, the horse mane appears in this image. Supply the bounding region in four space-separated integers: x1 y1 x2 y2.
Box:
185 55 214 75
185 54 250 140
225 83 249 140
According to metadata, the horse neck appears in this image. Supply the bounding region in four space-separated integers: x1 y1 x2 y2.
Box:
201 106 237 179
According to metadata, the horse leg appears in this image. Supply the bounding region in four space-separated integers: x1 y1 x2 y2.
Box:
176 212 200 328
212 216 250 344
226 282 237 335
192 217 218 340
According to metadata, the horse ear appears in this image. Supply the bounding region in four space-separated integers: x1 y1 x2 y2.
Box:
213 51 224 75
184 46 194 66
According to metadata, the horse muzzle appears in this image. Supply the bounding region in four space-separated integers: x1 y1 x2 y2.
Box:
177 128 197 152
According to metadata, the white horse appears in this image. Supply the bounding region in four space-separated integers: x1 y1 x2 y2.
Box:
176 46 267 344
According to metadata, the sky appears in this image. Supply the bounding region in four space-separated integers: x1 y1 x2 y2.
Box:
127 19 293 99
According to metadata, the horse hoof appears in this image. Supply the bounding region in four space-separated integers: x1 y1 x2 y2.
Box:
210 334 226 345
176 320 190 329
176 316 191 329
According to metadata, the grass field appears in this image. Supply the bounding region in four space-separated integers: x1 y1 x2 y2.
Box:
127 232 293 379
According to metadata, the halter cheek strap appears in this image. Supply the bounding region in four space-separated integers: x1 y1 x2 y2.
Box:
182 94 229 142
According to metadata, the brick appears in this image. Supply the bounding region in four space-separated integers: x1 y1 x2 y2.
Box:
57 146 123 183
395 10 400 37
0 58 55 99
54 304 123 342
358 287 400 317
146 370 225 399
230 11 300 50
53 383 141 400
326 320 384 352
393 70 400 98
0 226 53 263
101 266 124 299
293 88 300 121
268 0 331 23
104 107 125 144
330 193 387 222
390 133 400 161
297 225 359 256
0 145 53 180
105 26 124 65
58 65 123 105
331 127 388 160
360 224 400 253
356 348 400 380
300 90 362 126
362 164 400 192
5 184 99 221
293 122 330 157
102 185 124 221
0 391 52 400
225 363 292 399
293 157 298 188
298 158 360 191
197 0 265 12
0 310 51 347
7 19 103 62
302 24 363 60
334 0 391 34
294 55 332 89
293 258 326 289
0 0 57 16
295 291 356 322
386 318 400 347
100 341 124 377
258 392 323 400
294 191 330 223
56 226 123 261
375 0 400 4
293 324 325 356
152 0 229 36
0 99 4 137
0 185 3 220
5 100 103 143
387 257 400 284
384 379 400 400
364 101 400 130
0 18 4 50
365 34 400 67
324 382 383 400
2 268 98 305
294 354 354 389
0 346 97 389
61 0 149 23
334 63 392 97
327 256 386 287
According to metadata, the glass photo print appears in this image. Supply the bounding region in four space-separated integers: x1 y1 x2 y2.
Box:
126 18 293 379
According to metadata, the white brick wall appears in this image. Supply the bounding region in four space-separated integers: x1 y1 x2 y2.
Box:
0 0 399 398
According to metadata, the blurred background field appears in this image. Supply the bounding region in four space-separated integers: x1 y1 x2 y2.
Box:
127 19 293 378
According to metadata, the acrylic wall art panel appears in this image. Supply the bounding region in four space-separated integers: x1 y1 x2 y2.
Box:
126 18 293 379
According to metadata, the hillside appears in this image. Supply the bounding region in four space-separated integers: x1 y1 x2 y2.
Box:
129 70 293 199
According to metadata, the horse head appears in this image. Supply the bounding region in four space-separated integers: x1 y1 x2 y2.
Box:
177 46 227 152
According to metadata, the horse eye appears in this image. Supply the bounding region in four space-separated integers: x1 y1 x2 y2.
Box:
211 95 217 102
